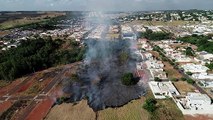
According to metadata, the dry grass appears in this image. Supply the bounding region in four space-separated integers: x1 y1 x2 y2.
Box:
0 80 11 88
148 51 160 58
0 30 10 37
163 62 183 79
0 12 64 30
184 114 213 120
45 90 184 120
98 97 149 120
173 81 196 95
154 99 184 120
45 100 96 120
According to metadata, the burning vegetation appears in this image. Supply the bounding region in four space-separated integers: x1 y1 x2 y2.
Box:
63 39 146 111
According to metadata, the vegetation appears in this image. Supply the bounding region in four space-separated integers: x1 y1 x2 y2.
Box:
178 35 213 53
0 38 85 81
0 100 28 120
186 78 195 84
56 97 69 105
185 47 195 56
119 51 129 64
154 77 162 82
70 74 80 82
121 73 137 86
171 78 179 82
186 72 193 76
181 77 187 81
206 62 213 70
141 29 173 40
143 98 157 113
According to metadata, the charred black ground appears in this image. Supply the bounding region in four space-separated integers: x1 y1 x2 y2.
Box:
63 39 146 111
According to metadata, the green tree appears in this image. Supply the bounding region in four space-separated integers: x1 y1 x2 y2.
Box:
187 78 195 84
154 77 162 82
185 47 195 56
143 98 157 113
121 73 135 86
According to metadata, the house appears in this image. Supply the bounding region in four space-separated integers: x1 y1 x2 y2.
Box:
186 92 212 110
192 73 213 80
181 63 209 74
149 69 167 80
199 80 213 88
198 51 213 61
175 92 213 115
149 81 180 99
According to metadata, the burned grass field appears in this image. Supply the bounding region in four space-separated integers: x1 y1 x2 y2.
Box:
63 39 146 111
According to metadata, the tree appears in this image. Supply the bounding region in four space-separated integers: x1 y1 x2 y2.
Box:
143 98 157 113
185 47 195 56
181 77 187 81
187 78 195 84
206 62 213 70
121 73 135 86
171 78 179 82
154 77 162 82
186 72 193 76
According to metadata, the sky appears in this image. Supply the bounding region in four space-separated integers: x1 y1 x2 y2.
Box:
0 0 213 11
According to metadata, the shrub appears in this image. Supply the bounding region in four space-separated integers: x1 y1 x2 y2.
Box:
181 77 187 81
121 73 137 86
154 77 162 82
187 78 195 84
143 98 157 113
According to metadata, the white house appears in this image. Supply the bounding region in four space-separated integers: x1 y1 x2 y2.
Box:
175 92 213 115
181 63 209 74
186 92 212 110
149 81 180 99
192 73 213 80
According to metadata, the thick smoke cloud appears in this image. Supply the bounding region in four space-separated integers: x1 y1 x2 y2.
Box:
63 40 146 111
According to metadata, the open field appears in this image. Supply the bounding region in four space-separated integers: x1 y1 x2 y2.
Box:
45 100 96 120
184 114 213 120
173 81 196 95
154 99 184 120
148 51 160 58
0 12 65 30
97 97 149 120
45 90 184 120
163 62 183 79
0 30 10 37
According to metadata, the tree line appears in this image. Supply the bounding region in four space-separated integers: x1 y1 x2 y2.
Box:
140 29 173 40
0 37 85 81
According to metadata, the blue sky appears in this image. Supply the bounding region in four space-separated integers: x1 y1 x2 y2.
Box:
0 0 213 11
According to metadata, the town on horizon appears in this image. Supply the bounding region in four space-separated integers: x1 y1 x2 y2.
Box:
0 7 213 120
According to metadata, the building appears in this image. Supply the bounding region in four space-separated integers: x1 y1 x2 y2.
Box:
149 81 180 99
199 80 213 88
192 73 213 80
175 92 213 115
181 63 209 74
186 92 212 110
